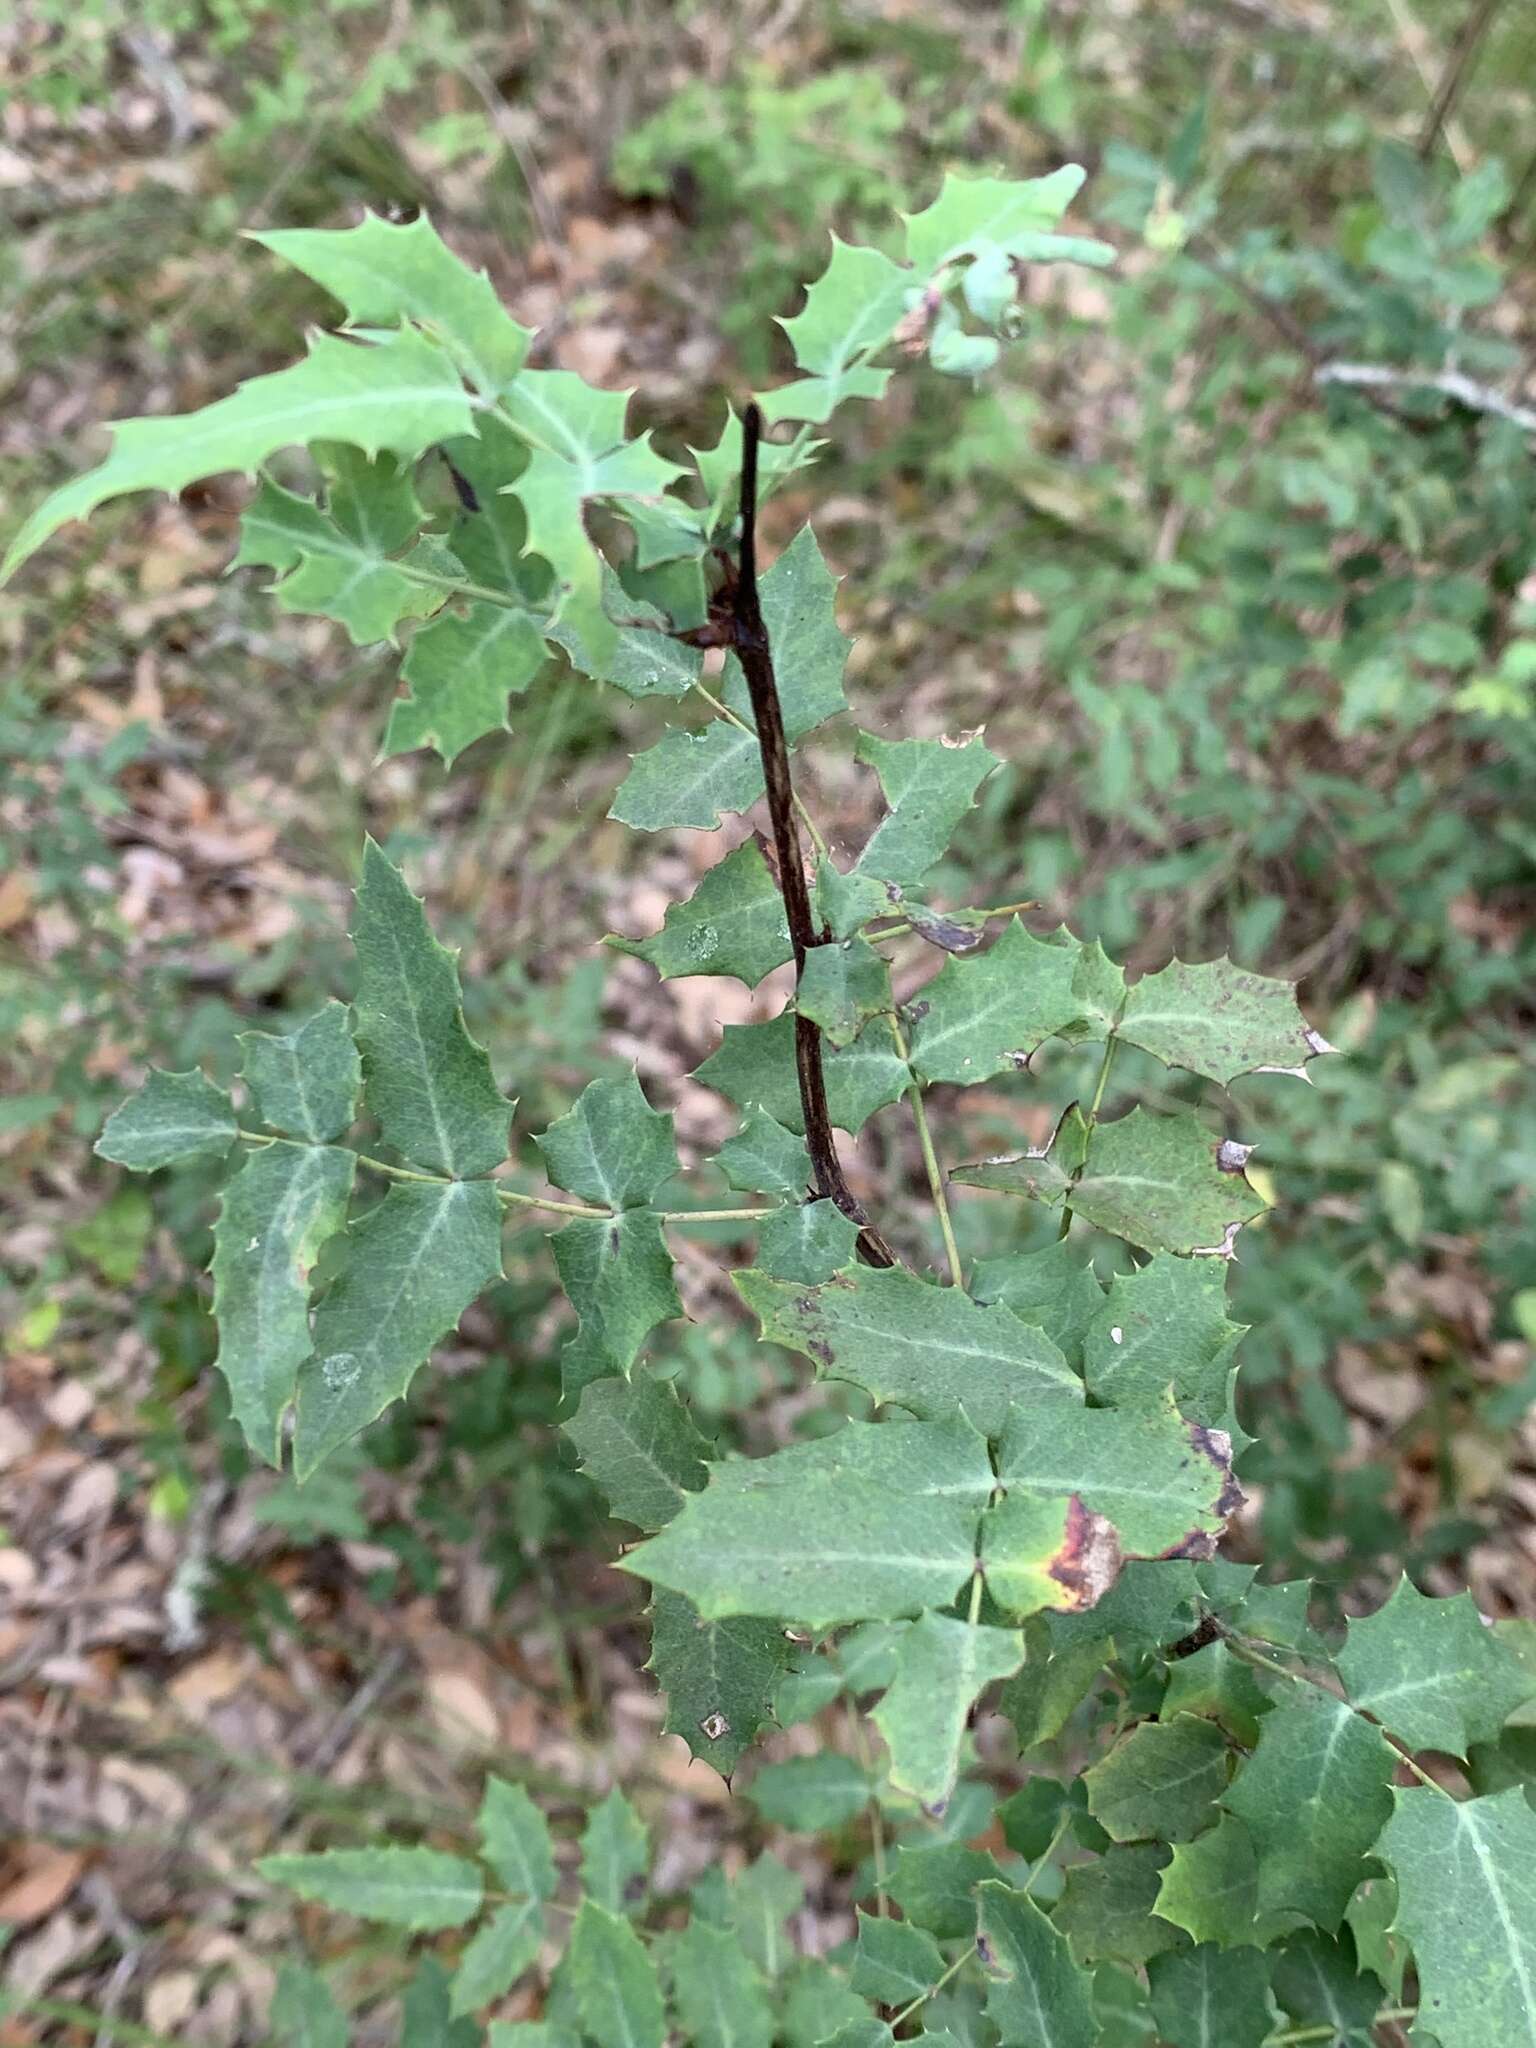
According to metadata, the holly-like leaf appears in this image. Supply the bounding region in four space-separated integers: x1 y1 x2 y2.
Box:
1083 1716 1231 1845
1381 1786 1536 2048
1118 957 1333 1087
1152 1816 1273 1951
755 1199 862 1284
694 1011 910 1135
1270 1928 1386 2046
96 1067 236 1170
999 1618 1106 1753
387 600 548 764
564 1375 711 1530
623 1412 994 1628
1222 1690 1395 1930
955 1107 1266 1259
537 1072 678 1209
6 325 474 578
759 239 911 425
735 1265 1080 1436
478 1777 558 1900
989 1391 1238 1570
403 1956 480 2048
797 938 892 1047
579 1789 650 1917
1336 1576 1536 1757
850 1911 946 2005
647 1591 791 1775
725 1855 805 1981
292 1179 502 1478
871 1614 1024 1812
669 1922 774 2048
549 1210 682 1399
976 1879 1098 2048
1145 1945 1274 2048
716 1109 813 1197
351 842 510 1177
1160 1641 1274 1747
257 1846 483 1929
614 838 793 987
746 1753 873 1830
1054 1845 1183 1967
500 370 688 670
270 1964 346 2048
238 1002 361 1143
252 211 531 395
211 1143 356 1466
971 1242 1106 1373
903 166 1111 274
885 1843 1005 1940
853 732 1001 888
1082 1254 1246 1423
610 721 764 833
816 861 896 940
452 1900 544 2016
908 921 1086 1084
567 1900 664 2048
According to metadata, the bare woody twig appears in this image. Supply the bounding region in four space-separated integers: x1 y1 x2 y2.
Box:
1315 360 1536 432
732 405 896 1268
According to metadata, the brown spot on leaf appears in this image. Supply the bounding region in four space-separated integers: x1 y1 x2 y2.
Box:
1047 1495 1123 1610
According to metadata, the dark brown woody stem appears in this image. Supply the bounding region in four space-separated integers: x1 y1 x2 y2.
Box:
732 404 895 1267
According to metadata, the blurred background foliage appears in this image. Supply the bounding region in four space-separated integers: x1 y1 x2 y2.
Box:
3 0 1536 1940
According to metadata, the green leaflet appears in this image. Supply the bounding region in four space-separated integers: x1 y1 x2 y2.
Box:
1145 1945 1275 2048
252 211 531 395
1381 1786 1536 2048
1335 1576 1536 1757
903 166 1112 273
564 1375 711 1531
908 921 1085 1084
610 722 764 833
723 1854 805 1981
955 1106 1267 1258
96 1067 236 1170
234 464 449 647
1081 1253 1246 1423
1222 1690 1395 1931
669 1921 774 2048
499 369 687 669
1152 1815 1275 1951
870 1614 1024 1811
270 1964 346 2048
549 1211 682 1399
1083 1716 1231 1845
976 1880 1097 2048
1160 1641 1274 1747
567 1900 665 2048
761 239 912 425
292 1178 503 1479
478 1776 558 1900
614 838 793 987
1118 956 1333 1086
623 1412 994 1628
735 1265 1080 1435
579 1789 650 1917
990 1390 1237 1563
1054 1845 1183 1968
754 1198 861 1284
716 1109 813 1197
211 1143 356 1466
238 1001 360 1143
971 1241 1106 1374
387 601 548 764
437 416 547 595
452 1900 545 2016
536 1072 678 1208
257 1846 483 1930
403 1956 480 2048
816 861 897 940
998 1618 1106 1753
647 1591 791 1775
5 324 473 579
850 1911 946 2005
351 841 511 1178
1270 1928 1386 2045
885 1843 1005 1941
746 1754 873 1830
852 731 1001 888
797 938 892 1047
694 1010 910 1135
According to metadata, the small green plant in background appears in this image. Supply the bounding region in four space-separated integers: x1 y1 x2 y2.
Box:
9 168 1536 2048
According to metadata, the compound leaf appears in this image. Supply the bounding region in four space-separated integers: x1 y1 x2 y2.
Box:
96 1067 236 1170
536 1072 677 1209
648 1592 791 1775
351 841 510 1178
212 1143 356 1466
1380 1786 1536 2048
568 1899 664 2048
976 1879 1097 2048
871 1614 1025 1811
614 838 792 987
853 732 1000 888
293 1178 502 1478
1118 957 1333 1087
623 1412 994 1628
238 1001 361 1143
735 1264 1080 1435
1083 1716 1231 1845
257 1847 482 1930
1336 1576 1536 1757
565 1375 711 1530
